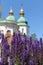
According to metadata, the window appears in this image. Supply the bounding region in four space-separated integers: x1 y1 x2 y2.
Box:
22 28 24 34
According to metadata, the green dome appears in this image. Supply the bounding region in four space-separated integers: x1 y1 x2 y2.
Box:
6 15 16 22
17 16 28 26
6 8 16 23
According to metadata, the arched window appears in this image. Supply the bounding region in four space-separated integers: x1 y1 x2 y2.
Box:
22 28 24 34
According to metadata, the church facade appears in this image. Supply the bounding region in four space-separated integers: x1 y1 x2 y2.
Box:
0 7 29 36
0 6 37 42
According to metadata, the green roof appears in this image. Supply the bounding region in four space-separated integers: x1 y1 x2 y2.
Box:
0 19 6 23
17 16 28 26
0 18 16 24
6 15 16 22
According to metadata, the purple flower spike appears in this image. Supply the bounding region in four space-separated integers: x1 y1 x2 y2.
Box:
40 38 42 43
29 59 35 65
10 59 14 65
40 38 42 46
30 37 32 45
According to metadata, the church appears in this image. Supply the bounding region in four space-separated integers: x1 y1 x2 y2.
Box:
0 3 37 41
0 6 30 36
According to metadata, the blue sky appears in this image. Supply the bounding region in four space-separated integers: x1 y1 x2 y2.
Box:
1 0 43 39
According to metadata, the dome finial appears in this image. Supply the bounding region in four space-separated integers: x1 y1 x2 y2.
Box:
9 6 14 15
20 4 24 16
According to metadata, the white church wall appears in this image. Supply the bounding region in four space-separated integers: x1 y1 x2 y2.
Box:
19 26 28 35
0 26 6 35
5 23 19 34
0 23 19 35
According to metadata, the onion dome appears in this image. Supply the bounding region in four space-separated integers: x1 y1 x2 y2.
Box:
6 7 16 22
17 8 28 26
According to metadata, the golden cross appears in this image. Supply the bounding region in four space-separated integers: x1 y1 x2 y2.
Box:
21 3 23 7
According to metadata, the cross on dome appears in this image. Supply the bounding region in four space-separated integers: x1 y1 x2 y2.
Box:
20 4 24 16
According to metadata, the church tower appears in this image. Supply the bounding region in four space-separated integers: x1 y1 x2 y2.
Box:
17 8 30 35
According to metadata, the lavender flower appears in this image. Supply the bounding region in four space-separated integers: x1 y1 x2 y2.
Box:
0 33 43 65
29 59 35 65
10 59 14 65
